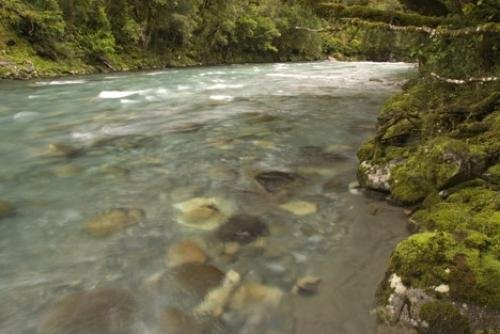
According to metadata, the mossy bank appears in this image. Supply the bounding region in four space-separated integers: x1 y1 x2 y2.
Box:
358 78 500 332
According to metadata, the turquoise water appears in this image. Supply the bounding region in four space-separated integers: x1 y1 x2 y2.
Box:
0 61 414 334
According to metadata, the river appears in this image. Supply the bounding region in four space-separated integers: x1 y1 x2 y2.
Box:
0 61 414 334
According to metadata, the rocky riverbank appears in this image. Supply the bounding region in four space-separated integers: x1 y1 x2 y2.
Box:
358 78 500 333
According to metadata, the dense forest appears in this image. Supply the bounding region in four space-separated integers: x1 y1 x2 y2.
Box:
1 1 499 334
0 0 327 77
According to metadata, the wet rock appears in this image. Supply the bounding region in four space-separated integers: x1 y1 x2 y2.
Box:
172 263 224 297
216 214 268 244
194 270 241 317
229 283 283 314
223 242 240 256
292 276 322 296
255 171 301 193
174 197 231 230
160 307 205 334
358 160 401 193
46 143 81 158
0 200 15 219
166 240 208 268
298 146 349 165
38 288 136 334
83 208 145 238
279 201 318 216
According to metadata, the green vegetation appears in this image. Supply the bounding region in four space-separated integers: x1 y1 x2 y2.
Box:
419 301 471 334
0 0 325 78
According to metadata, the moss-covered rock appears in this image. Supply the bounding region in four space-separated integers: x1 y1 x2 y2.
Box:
388 231 500 309
389 137 488 204
419 301 471 334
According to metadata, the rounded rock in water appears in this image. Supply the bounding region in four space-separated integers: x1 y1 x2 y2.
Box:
174 197 231 230
166 240 208 268
83 208 145 238
160 307 206 334
38 288 136 334
46 143 81 158
171 263 225 297
216 214 269 244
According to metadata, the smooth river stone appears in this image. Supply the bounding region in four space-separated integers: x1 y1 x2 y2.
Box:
298 146 349 165
279 201 318 216
0 200 15 219
166 240 208 268
216 214 268 244
83 208 145 238
174 197 231 230
172 263 224 297
38 288 136 334
229 283 283 314
160 307 205 334
254 171 301 193
46 143 81 158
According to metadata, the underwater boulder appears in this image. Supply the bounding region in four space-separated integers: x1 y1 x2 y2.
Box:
83 208 145 238
38 288 136 334
216 214 268 244
166 240 208 268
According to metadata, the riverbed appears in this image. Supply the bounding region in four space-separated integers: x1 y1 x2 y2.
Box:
0 61 414 334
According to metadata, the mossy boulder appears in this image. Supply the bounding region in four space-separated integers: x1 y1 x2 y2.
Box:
419 301 471 334
0 200 15 219
389 137 487 204
388 231 500 308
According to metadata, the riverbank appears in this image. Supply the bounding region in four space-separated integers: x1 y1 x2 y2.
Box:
358 77 500 333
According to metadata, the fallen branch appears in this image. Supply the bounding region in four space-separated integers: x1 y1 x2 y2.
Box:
430 72 499 84
296 19 500 37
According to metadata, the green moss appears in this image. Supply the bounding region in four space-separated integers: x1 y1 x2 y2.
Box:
485 164 500 184
357 139 376 162
389 137 488 204
389 230 500 308
419 301 471 334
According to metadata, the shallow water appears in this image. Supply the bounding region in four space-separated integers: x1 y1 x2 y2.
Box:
0 61 414 334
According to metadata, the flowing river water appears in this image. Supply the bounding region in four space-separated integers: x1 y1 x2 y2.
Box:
0 61 414 334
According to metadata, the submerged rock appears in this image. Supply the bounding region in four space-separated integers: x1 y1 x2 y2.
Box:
46 143 81 158
0 200 15 219
166 240 208 268
174 197 231 230
83 208 145 238
38 288 136 334
216 214 268 244
279 201 318 216
228 283 283 314
255 171 301 193
160 307 205 334
292 276 322 296
298 146 349 165
194 270 241 317
172 263 224 297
